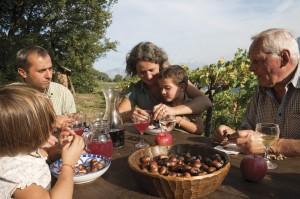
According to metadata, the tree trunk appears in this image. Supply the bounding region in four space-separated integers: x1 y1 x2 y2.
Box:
204 90 213 137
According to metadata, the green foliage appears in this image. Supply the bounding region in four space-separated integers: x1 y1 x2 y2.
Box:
117 75 139 94
0 0 117 91
113 74 123 82
91 68 111 82
188 49 257 135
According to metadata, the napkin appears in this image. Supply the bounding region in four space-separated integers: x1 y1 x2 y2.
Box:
214 143 240 155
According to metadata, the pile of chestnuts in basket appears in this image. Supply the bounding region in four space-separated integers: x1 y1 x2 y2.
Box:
139 152 225 177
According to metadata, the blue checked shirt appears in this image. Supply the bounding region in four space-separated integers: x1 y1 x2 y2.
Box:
240 65 300 139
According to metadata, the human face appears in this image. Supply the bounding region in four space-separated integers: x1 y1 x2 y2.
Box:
249 43 282 87
21 53 53 92
136 61 160 86
159 78 183 103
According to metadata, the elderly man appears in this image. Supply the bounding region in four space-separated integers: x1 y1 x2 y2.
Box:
215 28 300 157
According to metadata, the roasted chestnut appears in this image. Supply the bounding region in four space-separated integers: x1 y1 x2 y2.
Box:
138 152 225 178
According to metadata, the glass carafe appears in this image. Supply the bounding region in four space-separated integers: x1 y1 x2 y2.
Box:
85 119 113 159
102 88 125 148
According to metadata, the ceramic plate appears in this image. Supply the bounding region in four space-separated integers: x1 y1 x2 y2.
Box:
145 125 163 135
50 153 111 184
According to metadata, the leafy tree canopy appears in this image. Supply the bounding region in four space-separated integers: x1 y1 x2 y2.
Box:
0 0 117 92
188 49 257 136
113 74 123 82
92 68 111 82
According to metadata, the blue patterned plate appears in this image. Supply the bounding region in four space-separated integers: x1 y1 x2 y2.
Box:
50 153 111 184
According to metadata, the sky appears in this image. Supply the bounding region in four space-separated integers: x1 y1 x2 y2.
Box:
93 0 300 77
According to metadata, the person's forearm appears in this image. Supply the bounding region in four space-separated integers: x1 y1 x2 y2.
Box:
175 116 202 134
173 95 212 115
271 138 300 156
50 166 74 199
117 97 133 122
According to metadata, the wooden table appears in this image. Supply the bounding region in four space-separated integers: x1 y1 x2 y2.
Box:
72 128 300 199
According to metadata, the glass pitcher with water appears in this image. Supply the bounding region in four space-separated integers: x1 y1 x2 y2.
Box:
102 88 125 148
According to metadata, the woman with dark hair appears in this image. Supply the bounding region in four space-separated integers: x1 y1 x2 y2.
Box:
118 41 211 122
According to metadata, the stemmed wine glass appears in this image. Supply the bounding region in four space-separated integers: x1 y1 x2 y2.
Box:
133 116 150 149
255 122 280 169
71 112 85 136
159 114 176 132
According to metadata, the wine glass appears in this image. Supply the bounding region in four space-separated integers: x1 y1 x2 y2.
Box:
159 114 176 132
71 112 85 136
255 122 280 169
133 116 150 149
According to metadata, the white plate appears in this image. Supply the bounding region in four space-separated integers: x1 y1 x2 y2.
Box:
144 124 163 135
50 154 111 184
214 143 240 155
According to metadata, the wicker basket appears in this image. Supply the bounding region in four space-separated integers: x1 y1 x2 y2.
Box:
128 144 230 199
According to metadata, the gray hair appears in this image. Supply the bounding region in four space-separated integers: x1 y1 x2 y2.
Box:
250 28 299 63
126 42 169 76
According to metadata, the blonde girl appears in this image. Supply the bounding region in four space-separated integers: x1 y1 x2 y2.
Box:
0 84 84 199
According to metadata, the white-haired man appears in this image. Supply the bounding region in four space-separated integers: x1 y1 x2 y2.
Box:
215 28 300 157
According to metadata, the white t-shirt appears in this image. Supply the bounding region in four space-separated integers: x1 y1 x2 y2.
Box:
47 82 76 115
0 150 51 199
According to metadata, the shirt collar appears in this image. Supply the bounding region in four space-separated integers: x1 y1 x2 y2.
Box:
290 64 300 88
259 64 300 93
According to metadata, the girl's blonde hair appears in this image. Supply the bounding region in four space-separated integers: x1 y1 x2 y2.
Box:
0 83 56 156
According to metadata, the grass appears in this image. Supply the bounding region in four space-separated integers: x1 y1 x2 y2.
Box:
74 82 118 119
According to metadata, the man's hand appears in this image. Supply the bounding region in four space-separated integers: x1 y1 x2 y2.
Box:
237 130 265 154
214 125 236 144
214 125 265 154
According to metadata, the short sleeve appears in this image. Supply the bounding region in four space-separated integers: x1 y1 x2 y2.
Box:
63 88 76 114
125 87 137 108
0 154 51 198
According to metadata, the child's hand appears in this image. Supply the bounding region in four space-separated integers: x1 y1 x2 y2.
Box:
54 115 75 129
61 135 85 166
41 134 58 148
59 127 76 145
153 103 175 120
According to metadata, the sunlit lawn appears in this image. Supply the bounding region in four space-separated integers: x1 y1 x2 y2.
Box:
75 81 117 119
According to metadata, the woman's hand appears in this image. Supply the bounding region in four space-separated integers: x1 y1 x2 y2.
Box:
152 103 176 120
131 106 151 122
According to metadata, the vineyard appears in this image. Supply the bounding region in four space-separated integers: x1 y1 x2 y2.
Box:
117 48 258 136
